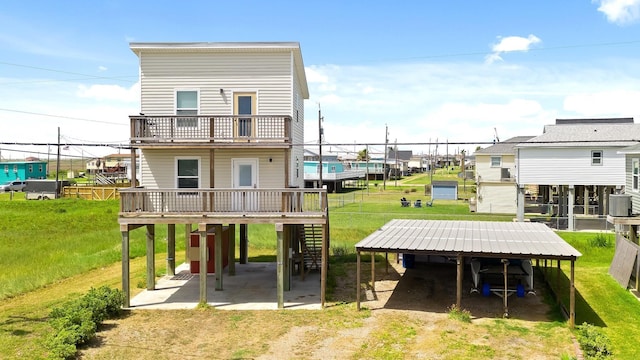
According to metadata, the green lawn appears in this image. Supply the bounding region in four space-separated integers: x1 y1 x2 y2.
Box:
2 189 640 358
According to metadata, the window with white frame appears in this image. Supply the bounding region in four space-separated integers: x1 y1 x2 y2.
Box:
176 90 198 128
4 165 8 173
633 158 639 191
176 158 200 190
591 150 603 166
13 165 17 173
490 156 502 167
28 164 33 172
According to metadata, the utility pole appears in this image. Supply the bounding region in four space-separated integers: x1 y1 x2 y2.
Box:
394 139 398 187
366 144 370 194
55 127 61 198
318 104 323 190
383 124 388 190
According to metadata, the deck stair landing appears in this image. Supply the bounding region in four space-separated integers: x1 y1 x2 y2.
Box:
298 224 322 277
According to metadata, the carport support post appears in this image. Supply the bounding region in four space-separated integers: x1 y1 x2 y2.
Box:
456 254 463 308
240 224 248 264
371 252 376 292
198 223 208 304
356 251 361 311
276 223 284 309
215 224 223 291
146 225 155 290
556 260 561 304
121 225 130 308
570 259 576 328
167 224 175 276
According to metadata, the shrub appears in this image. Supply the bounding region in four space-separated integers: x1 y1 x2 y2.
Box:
589 233 611 248
575 322 613 359
46 286 124 359
447 304 472 323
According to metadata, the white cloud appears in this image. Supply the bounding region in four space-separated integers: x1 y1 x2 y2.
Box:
303 59 640 155
98 66 108 72
595 0 640 24
305 66 329 83
564 90 640 115
485 35 542 64
76 81 140 102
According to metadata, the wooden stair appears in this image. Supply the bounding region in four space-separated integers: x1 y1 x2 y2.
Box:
298 224 322 276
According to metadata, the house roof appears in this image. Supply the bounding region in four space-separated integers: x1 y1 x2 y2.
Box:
355 219 581 260
618 143 640 155
387 150 412 161
474 136 535 155
129 42 309 99
517 120 640 148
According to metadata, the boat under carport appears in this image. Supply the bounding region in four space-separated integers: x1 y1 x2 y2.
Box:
354 219 582 327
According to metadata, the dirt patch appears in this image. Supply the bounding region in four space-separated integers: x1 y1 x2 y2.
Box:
79 259 576 359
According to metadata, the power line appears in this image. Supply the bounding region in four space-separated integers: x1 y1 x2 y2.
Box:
0 108 127 126
0 61 137 84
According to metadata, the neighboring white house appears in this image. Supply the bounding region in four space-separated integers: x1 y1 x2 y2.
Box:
474 136 533 214
516 118 640 230
118 42 329 308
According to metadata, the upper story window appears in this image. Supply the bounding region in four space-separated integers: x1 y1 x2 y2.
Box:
176 90 198 128
13 165 18 173
633 158 639 192
3 165 8 173
28 164 33 173
176 158 200 189
490 156 502 167
591 150 603 166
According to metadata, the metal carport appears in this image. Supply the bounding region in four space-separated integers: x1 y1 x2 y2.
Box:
355 219 582 327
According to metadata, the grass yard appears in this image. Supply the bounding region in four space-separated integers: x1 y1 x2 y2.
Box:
1 188 640 358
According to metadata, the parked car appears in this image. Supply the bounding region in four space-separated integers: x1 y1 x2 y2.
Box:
0 180 26 192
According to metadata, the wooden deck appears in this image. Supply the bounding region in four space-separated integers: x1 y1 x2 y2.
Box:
118 188 328 225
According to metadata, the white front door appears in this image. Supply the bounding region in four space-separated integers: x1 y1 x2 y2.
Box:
232 158 258 211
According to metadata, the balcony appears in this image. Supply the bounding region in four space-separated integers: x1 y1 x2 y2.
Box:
130 115 292 148
118 188 328 225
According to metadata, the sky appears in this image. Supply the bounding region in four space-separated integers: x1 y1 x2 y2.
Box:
2 0 640 160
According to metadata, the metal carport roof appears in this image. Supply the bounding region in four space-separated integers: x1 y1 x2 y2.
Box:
354 219 581 327
355 219 581 260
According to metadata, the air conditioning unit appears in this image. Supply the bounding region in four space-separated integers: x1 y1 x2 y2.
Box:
609 194 632 217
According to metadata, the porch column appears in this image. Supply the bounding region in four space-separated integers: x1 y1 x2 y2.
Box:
185 223 192 263
240 224 248 264
146 224 155 290
356 251 361 311
198 223 208 304
276 223 284 309
284 225 290 291
321 222 329 308
516 185 525 222
121 224 130 308
215 224 223 291
584 187 589 215
167 224 176 276
568 185 575 231
228 224 236 276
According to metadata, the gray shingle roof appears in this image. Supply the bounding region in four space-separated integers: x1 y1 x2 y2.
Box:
355 219 581 259
518 123 640 148
474 136 535 155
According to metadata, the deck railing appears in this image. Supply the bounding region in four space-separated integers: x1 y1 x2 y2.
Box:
119 188 327 216
130 115 291 144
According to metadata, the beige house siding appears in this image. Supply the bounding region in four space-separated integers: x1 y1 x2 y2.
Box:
214 149 286 188
140 149 211 189
477 183 517 214
475 154 516 182
290 57 305 188
139 52 295 115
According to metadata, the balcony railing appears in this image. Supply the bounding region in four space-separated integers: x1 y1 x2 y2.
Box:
130 115 291 144
119 188 327 218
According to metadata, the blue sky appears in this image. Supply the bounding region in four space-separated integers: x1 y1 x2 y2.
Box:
2 0 640 159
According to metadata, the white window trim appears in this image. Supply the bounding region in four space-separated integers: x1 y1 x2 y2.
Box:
175 156 201 189
633 158 639 192
174 89 200 113
591 150 603 166
490 156 502 168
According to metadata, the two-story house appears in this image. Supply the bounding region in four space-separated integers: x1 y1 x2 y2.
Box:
118 42 328 308
474 136 533 214
516 118 640 230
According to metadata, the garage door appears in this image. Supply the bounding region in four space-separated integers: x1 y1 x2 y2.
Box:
432 184 457 200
